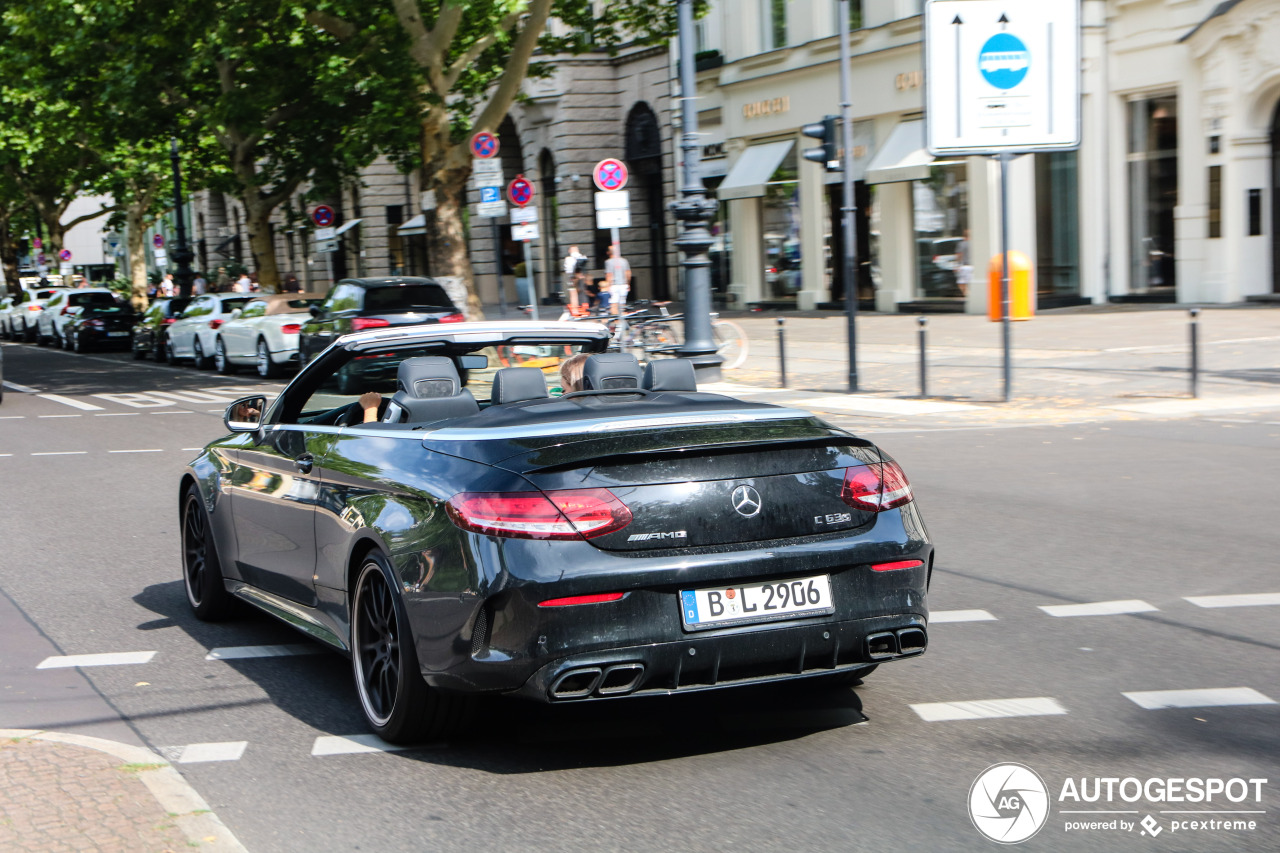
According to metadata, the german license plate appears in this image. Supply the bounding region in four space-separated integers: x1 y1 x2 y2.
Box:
680 575 834 631
107 331 127 337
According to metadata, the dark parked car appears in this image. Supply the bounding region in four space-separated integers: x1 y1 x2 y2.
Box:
131 297 190 362
64 300 138 352
182 322 933 744
298 277 463 370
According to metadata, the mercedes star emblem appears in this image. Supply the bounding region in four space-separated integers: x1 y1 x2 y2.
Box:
731 484 762 518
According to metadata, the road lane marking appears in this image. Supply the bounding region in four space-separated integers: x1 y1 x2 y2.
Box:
174 742 248 764
91 392 174 408
108 449 164 454
910 697 1068 722
36 393 104 411
0 454 12 457
38 414 80 419
182 447 205 451
1122 688 1276 710
0 416 25 419
311 734 420 756
1039 599 1157 617
2 380 41 393
30 451 88 456
151 410 196 415
94 412 139 417
206 644 325 661
37 651 157 669
930 609 997 623
1184 593 1280 609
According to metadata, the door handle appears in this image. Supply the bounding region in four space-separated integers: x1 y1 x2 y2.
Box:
294 453 314 474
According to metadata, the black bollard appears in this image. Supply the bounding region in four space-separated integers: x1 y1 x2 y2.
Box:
777 317 787 388
1189 307 1200 398
918 316 928 398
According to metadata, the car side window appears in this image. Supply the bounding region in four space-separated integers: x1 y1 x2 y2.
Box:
47 294 63 308
239 301 267 319
182 298 209 319
322 284 362 314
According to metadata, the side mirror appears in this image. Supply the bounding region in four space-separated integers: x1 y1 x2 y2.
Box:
229 308 242 320
309 304 323 318
224 395 267 434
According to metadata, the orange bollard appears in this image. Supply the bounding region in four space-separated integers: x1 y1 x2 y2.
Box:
988 251 1035 321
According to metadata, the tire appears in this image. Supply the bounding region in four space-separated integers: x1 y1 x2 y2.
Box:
351 553 470 744
58 329 69 350
165 336 177 365
23 322 35 344
36 326 48 346
214 337 237 375
256 338 281 379
192 337 211 370
131 334 147 360
73 332 88 353
181 487 235 621
712 319 749 370
154 334 169 363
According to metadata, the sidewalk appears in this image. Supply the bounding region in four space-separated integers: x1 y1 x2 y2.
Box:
0 729 246 853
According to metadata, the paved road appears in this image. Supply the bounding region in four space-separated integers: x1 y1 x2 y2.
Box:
2 340 1278 852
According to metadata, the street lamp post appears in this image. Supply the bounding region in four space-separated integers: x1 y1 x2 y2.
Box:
168 137 196 297
672 0 723 381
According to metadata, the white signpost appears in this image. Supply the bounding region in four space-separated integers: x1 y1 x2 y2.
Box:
594 191 631 229
469 135 508 314
924 0 1080 403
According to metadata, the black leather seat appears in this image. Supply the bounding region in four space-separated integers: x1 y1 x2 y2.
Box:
381 357 478 423
582 353 643 390
642 358 697 392
490 366 549 404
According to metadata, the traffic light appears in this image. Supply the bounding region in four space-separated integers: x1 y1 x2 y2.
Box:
802 115 839 171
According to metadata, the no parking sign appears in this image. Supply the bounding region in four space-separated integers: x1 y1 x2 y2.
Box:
507 175 534 208
592 158 628 192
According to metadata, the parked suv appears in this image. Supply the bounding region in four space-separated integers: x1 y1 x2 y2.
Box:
131 297 191 362
36 289 123 348
299 277 463 367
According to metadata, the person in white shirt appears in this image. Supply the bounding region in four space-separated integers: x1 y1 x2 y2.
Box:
235 274 251 293
562 246 587 312
160 273 175 297
603 245 631 315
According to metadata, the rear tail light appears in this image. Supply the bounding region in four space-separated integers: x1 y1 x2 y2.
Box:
28 305 41 312
86 319 105 329
871 559 923 572
281 323 301 334
208 319 223 329
440 313 466 323
538 593 626 608
351 317 390 331
840 461 913 512
446 489 632 540
163 317 176 324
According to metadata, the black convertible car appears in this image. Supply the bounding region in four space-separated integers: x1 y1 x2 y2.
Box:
182 322 933 742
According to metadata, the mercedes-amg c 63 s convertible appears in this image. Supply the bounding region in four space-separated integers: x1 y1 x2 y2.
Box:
181 321 933 743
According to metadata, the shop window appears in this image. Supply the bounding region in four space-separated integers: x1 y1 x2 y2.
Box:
762 146 800 301
1128 96 1178 290
912 164 969 299
1249 189 1262 237
1036 150 1081 296
1208 166 1222 239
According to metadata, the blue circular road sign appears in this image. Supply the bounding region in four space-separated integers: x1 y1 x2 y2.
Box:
978 33 1030 90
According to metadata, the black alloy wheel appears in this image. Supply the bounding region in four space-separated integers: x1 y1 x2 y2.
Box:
181 488 234 620
73 331 87 353
215 337 236 375
192 337 210 370
155 334 169 363
351 554 469 744
165 337 177 365
57 328 68 349
22 321 35 343
36 325 48 346
131 332 147 360
256 339 281 379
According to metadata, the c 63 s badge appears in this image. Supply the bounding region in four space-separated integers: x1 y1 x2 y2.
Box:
627 531 688 542
815 512 852 526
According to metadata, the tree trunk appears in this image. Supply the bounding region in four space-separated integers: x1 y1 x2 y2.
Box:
244 201 280 293
0 215 19 296
125 206 150 311
424 152 484 319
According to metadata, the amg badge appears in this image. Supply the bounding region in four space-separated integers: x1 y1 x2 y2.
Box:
627 531 688 542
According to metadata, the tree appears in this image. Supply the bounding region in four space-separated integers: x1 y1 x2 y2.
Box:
307 0 688 317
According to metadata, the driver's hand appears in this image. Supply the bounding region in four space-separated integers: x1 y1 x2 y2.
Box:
359 392 382 423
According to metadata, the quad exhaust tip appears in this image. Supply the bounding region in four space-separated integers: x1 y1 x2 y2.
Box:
549 663 646 700
865 627 928 660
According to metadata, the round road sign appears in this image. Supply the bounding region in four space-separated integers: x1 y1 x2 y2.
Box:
593 158 629 192
33 238 43 250
58 248 72 261
311 205 336 227
471 131 500 159
37 253 47 266
507 175 535 208
153 234 165 249
978 33 1031 90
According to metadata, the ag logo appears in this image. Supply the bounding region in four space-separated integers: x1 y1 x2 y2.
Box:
969 763 1050 844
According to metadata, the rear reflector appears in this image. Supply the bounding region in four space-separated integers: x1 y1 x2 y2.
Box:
351 317 391 331
870 560 924 572
440 313 466 323
840 461 913 512
281 323 301 334
538 592 626 608
446 489 632 540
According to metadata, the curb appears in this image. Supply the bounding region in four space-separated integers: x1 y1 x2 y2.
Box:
0 728 249 852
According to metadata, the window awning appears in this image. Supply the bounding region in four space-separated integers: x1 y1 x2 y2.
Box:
397 214 427 236
865 120 934 184
335 218 363 236
716 140 794 200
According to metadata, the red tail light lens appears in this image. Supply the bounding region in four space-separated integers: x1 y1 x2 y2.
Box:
351 317 390 331
281 323 301 334
208 319 223 329
871 559 923 572
440 313 466 323
28 305 42 312
538 592 626 608
446 489 632 540
840 461 913 512
163 317 176 324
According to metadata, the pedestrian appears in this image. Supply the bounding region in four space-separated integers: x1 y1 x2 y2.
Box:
234 272 251 293
562 245 587 313
604 244 631 315
161 273 175 297
193 272 208 295
283 273 301 293
216 266 231 292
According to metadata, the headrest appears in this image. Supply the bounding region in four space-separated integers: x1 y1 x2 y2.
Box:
397 357 461 399
490 367 549 405
582 353 643 391
643 358 697 392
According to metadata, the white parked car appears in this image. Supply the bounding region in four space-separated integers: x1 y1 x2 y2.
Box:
166 293 253 369
213 292 324 378
36 288 123 348
4 287 68 342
